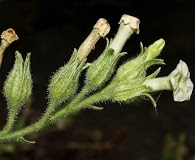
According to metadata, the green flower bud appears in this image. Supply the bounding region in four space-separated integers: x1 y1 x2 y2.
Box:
85 47 126 90
113 39 165 83
113 52 146 83
145 38 165 61
3 51 32 109
105 39 166 106
48 50 86 106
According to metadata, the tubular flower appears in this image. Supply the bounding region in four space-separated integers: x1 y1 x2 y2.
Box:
169 60 193 102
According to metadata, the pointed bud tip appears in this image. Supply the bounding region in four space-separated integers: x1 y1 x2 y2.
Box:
155 38 165 50
146 38 165 60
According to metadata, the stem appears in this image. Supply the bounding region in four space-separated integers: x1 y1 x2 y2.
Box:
37 102 56 128
0 109 17 136
50 86 112 122
0 87 89 142
49 86 90 122
0 82 112 142
0 102 56 142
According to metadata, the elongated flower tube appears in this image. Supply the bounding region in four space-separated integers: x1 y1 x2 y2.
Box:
85 14 140 90
108 14 140 55
77 18 110 61
143 60 193 102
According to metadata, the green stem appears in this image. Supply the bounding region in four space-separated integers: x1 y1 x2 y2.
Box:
0 102 56 142
49 86 90 122
0 85 112 142
50 85 112 121
0 109 17 136
0 87 89 142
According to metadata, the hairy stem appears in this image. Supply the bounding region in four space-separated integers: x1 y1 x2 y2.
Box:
0 109 17 136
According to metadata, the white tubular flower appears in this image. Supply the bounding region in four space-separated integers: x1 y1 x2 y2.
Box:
142 60 193 103
169 60 193 102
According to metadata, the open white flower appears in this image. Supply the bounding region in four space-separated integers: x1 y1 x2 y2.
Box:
169 60 193 102
142 60 193 102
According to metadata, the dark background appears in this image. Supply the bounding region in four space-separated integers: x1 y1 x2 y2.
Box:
0 0 195 159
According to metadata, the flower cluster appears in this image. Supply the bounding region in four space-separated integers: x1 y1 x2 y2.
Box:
0 14 193 144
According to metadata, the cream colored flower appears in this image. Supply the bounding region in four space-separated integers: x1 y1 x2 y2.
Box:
169 60 193 102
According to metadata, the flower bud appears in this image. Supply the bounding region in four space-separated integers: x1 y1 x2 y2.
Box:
3 51 32 109
48 50 86 106
106 39 166 106
113 39 165 83
113 54 146 83
145 38 165 61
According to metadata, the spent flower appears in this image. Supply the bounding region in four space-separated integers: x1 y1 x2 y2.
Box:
48 18 110 106
85 14 140 90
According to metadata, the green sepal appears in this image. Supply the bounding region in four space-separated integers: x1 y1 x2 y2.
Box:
141 93 157 108
113 85 147 102
113 50 147 83
86 47 126 90
145 58 165 69
48 49 86 106
146 67 161 79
